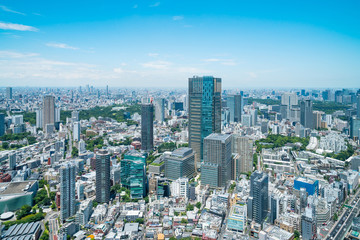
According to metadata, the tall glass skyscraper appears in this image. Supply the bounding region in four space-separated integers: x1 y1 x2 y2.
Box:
248 171 269 224
188 76 221 166
96 149 110 203
154 98 165 122
201 133 232 188
227 94 243 123
141 103 154 151
300 100 313 129
60 162 76 222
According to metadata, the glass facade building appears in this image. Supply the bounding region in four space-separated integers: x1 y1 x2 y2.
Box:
141 103 154 151
120 152 146 199
164 147 195 180
201 133 232 188
95 149 110 203
248 171 269 224
188 76 221 167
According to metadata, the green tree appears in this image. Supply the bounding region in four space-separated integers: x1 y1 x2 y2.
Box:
16 205 32 220
135 218 144 224
181 218 188 224
294 230 300 239
71 147 79 157
333 213 338 221
195 202 201 209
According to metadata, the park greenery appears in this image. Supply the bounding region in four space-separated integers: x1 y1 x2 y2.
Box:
247 98 281 105
157 142 177 153
4 205 46 230
255 134 309 152
324 143 354 161
0 132 37 150
60 104 141 124
312 101 351 114
85 137 104 152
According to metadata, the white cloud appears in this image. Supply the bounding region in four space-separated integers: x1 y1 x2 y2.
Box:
0 5 25 15
0 51 39 58
113 68 124 73
46 42 79 50
173 16 184 21
142 61 171 69
149 2 160 7
148 53 159 57
0 22 38 31
203 58 237 66
248 72 257 78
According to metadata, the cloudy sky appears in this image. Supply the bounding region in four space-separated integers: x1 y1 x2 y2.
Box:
1 0 360 88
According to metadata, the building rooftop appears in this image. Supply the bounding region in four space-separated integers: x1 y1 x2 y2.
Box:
170 147 193 158
295 177 317 184
124 223 139 233
0 181 37 195
205 133 232 142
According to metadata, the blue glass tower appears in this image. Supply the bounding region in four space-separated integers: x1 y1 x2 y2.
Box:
188 76 221 167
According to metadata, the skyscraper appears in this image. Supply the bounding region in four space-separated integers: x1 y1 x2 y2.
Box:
164 147 195 180
188 76 221 166
227 94 243 123
0 113 5 136
60 162 76 222
154 98 165 122
281 92 298 107
8 152 16 170
301 205 317 240
300 100 313 129
43 95 55 130
201 133 232 188
232 135 254 174
350 116 360 140
96 149 110 203
120 151 146 199
36 108 43 129
72 110 79 122
141 103 154 151
6 87 12 100
357 94 360 118
73 122 80 142
248 171 269 224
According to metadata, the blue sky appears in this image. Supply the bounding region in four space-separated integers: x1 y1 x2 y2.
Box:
1 0 360 88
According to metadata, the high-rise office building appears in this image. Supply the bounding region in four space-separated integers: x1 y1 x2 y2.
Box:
188 76 221 166
55 107 61 123
250 109 258 126
0 113 5 136
170 178 189 199
36 108 43 129
201 133 232 188
120 151 146 199
164 147 195 180
227 94 243 123
72 110 79 122
301 205 317 240
357 94 360 118
43 95 55 130
6 87 12 100
60 162 76 222
8 152 16 170
154 98 165 122
141 103 154 151
300 100 313 129
241 114 252 127
248 171 269 224
73 122 80 142
281 92 298 107
232 135 254 174
350 117 360 140
96 149 110 203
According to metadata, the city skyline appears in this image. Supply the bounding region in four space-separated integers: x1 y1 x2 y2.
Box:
1 1 360 88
